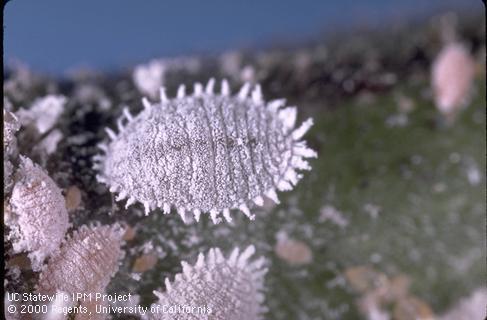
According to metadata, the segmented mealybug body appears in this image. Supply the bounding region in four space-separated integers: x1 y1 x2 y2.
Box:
95 79 317 223
7 156 69 271
149 246 267 320
36 224 124 295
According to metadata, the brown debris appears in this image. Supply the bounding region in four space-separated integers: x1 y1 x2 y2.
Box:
132 253 158 273
65 185 82 211
7 254 32 271
274 237 313 266
122 224 136 242
344 266 388 294
345 266 435 320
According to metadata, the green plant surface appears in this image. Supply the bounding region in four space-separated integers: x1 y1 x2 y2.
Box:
111 76 485 319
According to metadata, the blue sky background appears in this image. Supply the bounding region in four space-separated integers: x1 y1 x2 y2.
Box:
4 0 479 75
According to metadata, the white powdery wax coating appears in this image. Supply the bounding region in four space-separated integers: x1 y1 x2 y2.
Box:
431 43 475 116
7 156 69 271
95 79 317 222
36 224 125 295
439 288 487 320
149 245 267 320
4 108 21 194
4 159 15 193
16 95 66 135
133 60 166 99
4 108 20 157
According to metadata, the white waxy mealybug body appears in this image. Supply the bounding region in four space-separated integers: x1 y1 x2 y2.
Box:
16 95 66 135
133 60 166 99
36 224 124 296
149 245 267 320
95 79 317 223
4 108 20 157
431 42 475 119
4 108 21 193
7 156 69 271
